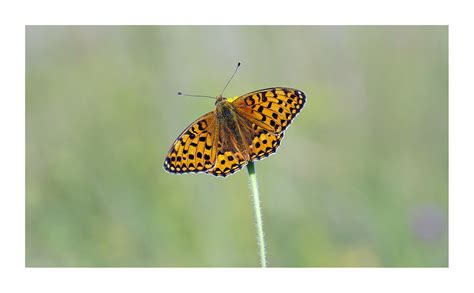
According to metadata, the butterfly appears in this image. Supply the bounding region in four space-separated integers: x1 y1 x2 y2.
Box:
164 66 306 177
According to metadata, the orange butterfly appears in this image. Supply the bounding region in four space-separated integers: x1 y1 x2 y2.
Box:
164 64 306 177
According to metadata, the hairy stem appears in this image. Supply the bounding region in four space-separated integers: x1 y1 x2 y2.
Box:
246 161 267 267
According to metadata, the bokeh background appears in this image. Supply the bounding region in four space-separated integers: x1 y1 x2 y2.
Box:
26 26 448 267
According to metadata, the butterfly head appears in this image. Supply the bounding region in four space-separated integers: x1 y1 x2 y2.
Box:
215 95 239 105
215 95 227 105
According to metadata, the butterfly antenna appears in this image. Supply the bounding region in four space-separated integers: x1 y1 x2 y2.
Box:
220 62 241 96
177 92 216 99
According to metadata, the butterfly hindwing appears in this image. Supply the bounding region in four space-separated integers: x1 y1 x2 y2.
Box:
249 127 285 161
233 87 306 134
206 125 284 177
164 112 218 174
206 150 247 177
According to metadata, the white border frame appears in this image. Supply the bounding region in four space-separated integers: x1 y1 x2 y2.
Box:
2 0 473 292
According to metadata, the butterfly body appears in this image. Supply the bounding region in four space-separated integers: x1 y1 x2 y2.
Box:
164 87 306 177
215 96 254 162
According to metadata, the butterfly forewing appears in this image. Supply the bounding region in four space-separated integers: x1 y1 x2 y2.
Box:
232 87 306 134
164 112 218 174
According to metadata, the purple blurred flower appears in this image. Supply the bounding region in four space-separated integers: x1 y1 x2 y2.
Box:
411 204 445 243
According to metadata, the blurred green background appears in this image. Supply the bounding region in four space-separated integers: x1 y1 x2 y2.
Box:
26 26 448 267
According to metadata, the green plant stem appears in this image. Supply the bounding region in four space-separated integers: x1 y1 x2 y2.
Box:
246 161 267 267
